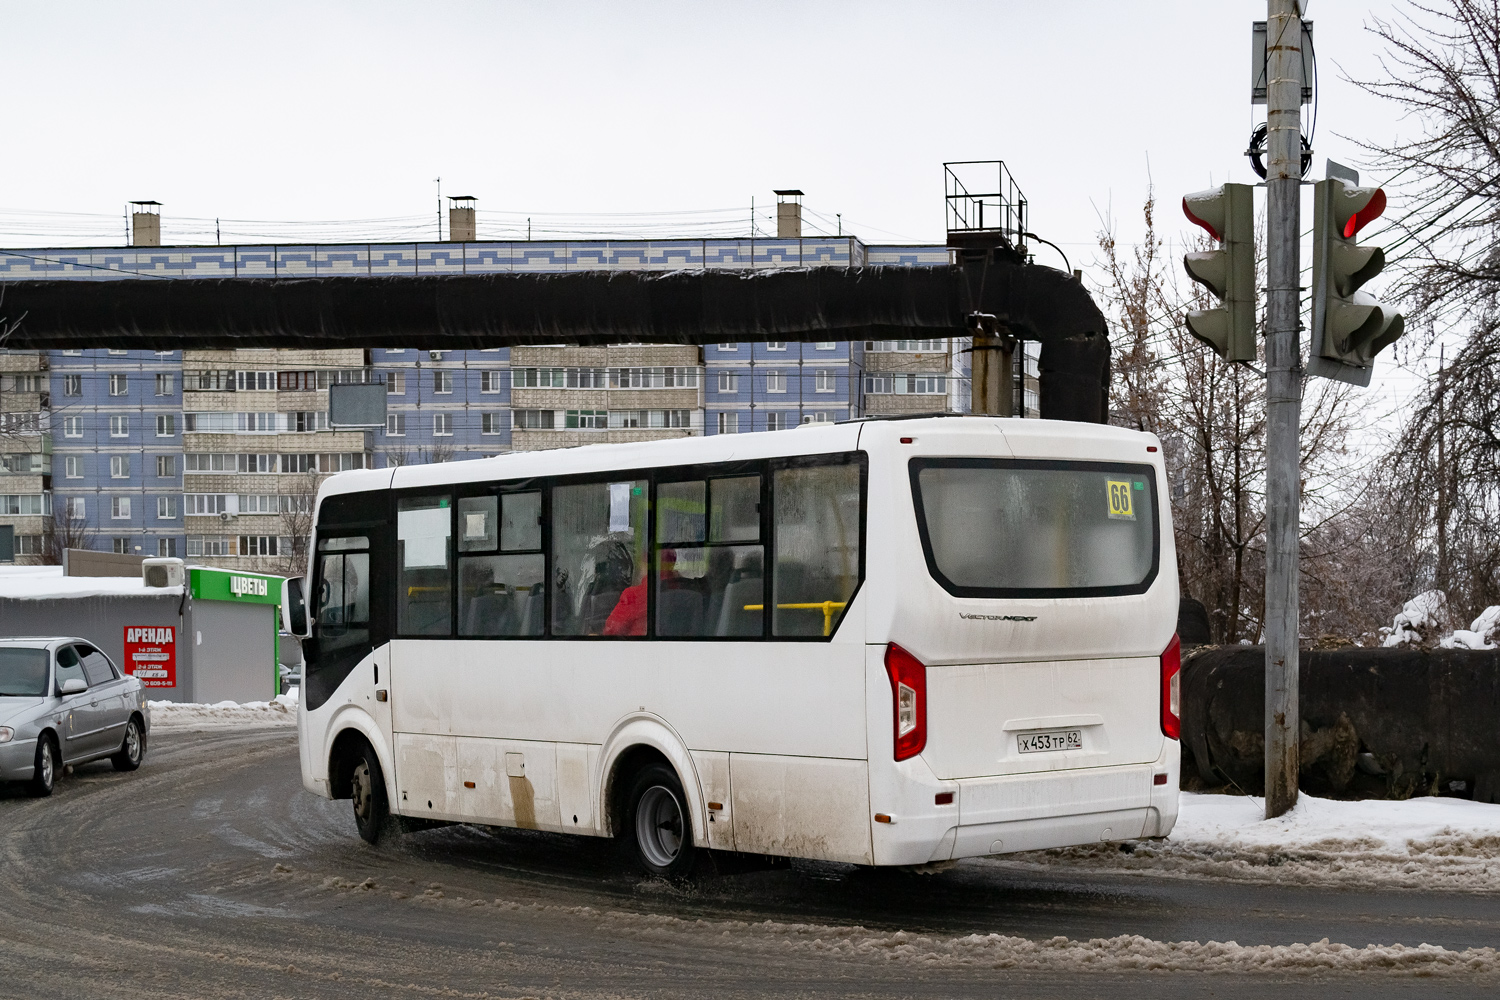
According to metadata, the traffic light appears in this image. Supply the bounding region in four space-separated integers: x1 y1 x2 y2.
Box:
1308 179 1404 386
1181 183 1256 362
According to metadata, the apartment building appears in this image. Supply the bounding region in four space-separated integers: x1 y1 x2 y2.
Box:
0 226 992 570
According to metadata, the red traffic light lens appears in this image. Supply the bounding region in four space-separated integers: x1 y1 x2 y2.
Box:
1344 188 1386 239
1182 196 1221 241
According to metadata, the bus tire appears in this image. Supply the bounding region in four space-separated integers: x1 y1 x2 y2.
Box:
351 742 389 845
623 764 696 878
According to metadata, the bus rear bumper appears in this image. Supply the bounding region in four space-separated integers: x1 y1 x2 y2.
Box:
873 751 1180 866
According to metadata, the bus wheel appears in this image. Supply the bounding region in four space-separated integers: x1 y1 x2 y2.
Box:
624 764 696 878
351 743 389 845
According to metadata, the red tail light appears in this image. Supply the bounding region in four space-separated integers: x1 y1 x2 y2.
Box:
884 643 927 761
1160 633 1182 740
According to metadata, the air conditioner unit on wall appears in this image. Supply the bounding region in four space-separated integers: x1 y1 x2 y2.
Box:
142 557 185 589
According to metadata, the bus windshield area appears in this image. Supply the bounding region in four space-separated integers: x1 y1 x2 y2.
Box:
912 459 1159 598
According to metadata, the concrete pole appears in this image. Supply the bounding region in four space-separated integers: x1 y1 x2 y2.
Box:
969 315 1015 416
1264 0 1303 819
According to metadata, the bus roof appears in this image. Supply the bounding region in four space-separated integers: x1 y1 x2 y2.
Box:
317 416 1160 501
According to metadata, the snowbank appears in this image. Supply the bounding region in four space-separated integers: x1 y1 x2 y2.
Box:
148 690 298 729
999 791 1500 891
0 564 182 601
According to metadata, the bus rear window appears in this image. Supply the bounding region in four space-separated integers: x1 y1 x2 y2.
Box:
910 459 1159 598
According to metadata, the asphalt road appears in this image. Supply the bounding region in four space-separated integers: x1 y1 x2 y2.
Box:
1 725 1496 999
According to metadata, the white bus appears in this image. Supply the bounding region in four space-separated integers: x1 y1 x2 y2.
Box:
284 415 1181 874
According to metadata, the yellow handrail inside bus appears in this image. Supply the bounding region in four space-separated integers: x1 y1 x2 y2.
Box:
742 601 848 636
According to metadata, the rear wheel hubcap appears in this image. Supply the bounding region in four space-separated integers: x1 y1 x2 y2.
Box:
635 785 683 869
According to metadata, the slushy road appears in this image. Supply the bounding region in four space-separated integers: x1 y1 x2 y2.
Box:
0 726 1494 998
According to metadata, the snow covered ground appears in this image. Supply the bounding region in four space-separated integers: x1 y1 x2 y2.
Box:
999 791 1500 892
148 690 298 729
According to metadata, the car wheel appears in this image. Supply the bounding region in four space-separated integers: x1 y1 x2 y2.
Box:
351 743 389 845
623 764 696 878
111 717 146 772
29 735 57 797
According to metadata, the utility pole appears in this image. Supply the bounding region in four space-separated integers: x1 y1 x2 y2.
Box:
1263 0 1303 819
1436 344 1448 594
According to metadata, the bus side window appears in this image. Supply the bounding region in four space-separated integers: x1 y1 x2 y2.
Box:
397 496 453 636
460 490 545 637
772 461 862 637
655 476 764 638
551 480 648 637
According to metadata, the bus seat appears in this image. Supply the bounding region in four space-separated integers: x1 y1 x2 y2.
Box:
657 588 704 636
716 576 763 637
464 591 513 636
521 583 546 636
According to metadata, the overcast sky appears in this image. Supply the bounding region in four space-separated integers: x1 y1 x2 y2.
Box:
0 1 1432 425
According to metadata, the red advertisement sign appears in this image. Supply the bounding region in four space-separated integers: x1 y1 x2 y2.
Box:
123 626 177 688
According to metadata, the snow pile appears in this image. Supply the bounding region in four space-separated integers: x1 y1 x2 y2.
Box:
0 564 183 601
148 690 298 729
1000 792 1500 891
1380 590 1448 647
1442 605 1500 650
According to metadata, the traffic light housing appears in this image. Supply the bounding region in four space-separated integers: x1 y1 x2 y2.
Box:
1308 179 1404 386
1181 183 1256 362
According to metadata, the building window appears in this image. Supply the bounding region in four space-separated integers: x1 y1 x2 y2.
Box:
66 497 85 519
156 414 176 437
187 535 229 557
481 412 503 435
13 535 44 556
717 371 739 393
64 417 83 439
433 371 453 394
113 538 131 554
63 374 82 396
386 371 406 395
157 496 176 520
766 411 791 431
804 411 832 424
480 371 504 393
0 494 50 515
157 538 178 557
433 413 454 436
236 370 275 391
386 412 406 436
716 412 738 435
109 373 128 396
109 415 129 438
110 455 130 479
108 349 128 357
815 369 836 393
564 410 607 429
156 455 176 478
62 455 81 479
513 409 555 430
385 348 408 355
60 350 82 357
237 535 281 557
155 373 174 396
864 373 947 395
717 343 738 352
765 370 786 393
111 497 132 519
814 342 836 350
764 342 787 352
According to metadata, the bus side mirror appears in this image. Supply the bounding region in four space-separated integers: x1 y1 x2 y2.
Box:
282 577 310 639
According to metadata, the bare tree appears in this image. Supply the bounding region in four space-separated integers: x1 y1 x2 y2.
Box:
1343 2 1500 623
43 502 92 566
275 471 321 579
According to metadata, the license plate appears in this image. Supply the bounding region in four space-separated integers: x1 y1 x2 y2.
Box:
1017 729 1083 754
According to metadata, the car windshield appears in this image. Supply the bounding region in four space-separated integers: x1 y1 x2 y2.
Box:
0 647 50 697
